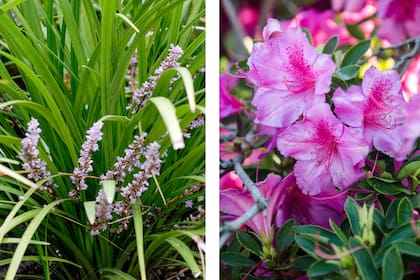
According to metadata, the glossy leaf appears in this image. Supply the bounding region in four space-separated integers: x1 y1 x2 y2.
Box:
276 219 295 253
334 65 360 80
220 252 256 267
341 39 371 67
350 237 380 280
385 198 401 229
382 246 403 280
397 161 420 180
397 197 413 226
236 231 262 257
367 177 410 195
322 35 338 54
329 219 348 245
383 222 420 247
308 260 340 278
344 197 361 236
346 23 365 40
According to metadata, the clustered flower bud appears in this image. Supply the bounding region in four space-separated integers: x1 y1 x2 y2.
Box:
91 137 164 234
19 118 58 195
90 189 113 235
127 44 183 115
184 114 205 138
69 121 103 199
101 132 147 183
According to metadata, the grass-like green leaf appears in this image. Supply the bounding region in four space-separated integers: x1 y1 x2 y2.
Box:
5 199 64 280
149 96 184 150
133 201 147 280
166 236 202 278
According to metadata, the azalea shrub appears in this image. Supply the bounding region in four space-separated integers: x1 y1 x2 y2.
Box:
220 0 420 279
0 0 204 279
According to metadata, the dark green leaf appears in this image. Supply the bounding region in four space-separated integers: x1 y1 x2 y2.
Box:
385 198 401 229
322 35 338 54
350 237 380 280
344 197 361 235
397 197 414 226
382 246 403 280
367 177 410 195
354 191 375 200
301 27 314 46
329 219 348 245
331 76 348 90
334 65 360 80
295 235 318 259
373 209 386 233
236 231 262 257
341 39 371 67
383 222 419 247
292 256 316 270
220 252 256 267
295 225 342 246
375 239 420 267
394 239 420 257
346 24 365 40
397 161 420 180
308 260 340 278
276 219 295 253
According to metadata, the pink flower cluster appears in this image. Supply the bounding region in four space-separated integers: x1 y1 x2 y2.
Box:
220 18 420 236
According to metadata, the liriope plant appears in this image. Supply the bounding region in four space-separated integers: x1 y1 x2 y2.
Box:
0 0 205 279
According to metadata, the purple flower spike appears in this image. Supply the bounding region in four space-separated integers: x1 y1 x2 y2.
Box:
128 44 183 115
19 118 58 194
69 121 103 199
277 103 369 195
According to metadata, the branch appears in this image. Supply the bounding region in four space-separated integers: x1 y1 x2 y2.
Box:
220 155 268 248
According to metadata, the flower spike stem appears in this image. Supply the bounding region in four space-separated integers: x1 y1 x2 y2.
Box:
220 155 268 248
153 175 166 205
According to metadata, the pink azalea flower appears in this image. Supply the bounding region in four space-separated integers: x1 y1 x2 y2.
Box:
402 55 420 101
220 171 243 191
340 0 376 38
247 21 336 128
333 66 407 158
377 0 420 44
394 94 420 160
220 173 283 238
256 125 284 159
220 173 346 238
238 6 259 37
275 173 346 229
277 103 369 195
286 9 356 46
332 0 368 12
220 74 243 120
